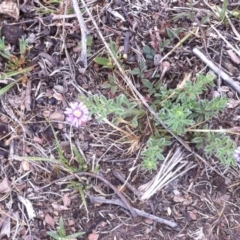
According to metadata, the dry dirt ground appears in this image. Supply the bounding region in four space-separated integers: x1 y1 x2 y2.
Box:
0 0 240 239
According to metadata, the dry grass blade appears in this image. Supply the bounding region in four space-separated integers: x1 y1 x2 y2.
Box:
139 147 196 201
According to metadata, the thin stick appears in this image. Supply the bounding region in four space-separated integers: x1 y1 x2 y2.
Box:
25 79 32 111
72 0 89 73
193 48 240 94
211 25 240 58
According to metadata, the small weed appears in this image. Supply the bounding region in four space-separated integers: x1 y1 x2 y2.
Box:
49 122 88 172
0 37 28 70
94 40 121 68
101 74 119 96
143 45 155 59
0 37 33 95
84 71 237 170
214 0 228 22
165 27 183 40
47 217 84 240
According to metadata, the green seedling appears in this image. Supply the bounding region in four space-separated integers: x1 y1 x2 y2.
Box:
47 217 84 240
72 146 88 171
159 39 170 52
47 121 89 172
143 45 155 59
128 61 147 79
94 40 120 68
101 74 119 95
166 27 183 40
68 182 88 215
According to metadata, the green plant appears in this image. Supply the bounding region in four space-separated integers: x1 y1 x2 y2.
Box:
94 40 120 68
141 133 171 171
47 217 84 240
101 74 119 95
0 37 28 70
85 71 236 170
193 132 236 165
143 45 155 59
81 93 144 127
166 27 183 40
128 61 147 79
214 0 228 21
49 122 88 172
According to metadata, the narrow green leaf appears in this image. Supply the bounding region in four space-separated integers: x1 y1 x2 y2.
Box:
58 217 66 237
46 231 60 240
94 57 114 68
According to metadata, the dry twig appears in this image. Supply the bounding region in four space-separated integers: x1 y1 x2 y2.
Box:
72 0 89 73
87 195 179 230
193 48 240 94
25 79 32 111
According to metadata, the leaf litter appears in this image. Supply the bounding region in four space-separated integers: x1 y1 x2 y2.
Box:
0 0 240 239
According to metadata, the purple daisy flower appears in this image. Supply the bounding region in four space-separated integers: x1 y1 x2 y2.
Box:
233 146 240 164
64 102 89 128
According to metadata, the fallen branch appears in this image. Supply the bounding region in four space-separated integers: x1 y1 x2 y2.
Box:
39 172 137 218
88 195 179 230
193 48 240 94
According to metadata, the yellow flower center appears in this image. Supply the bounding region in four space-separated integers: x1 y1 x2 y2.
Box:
73 110 82 117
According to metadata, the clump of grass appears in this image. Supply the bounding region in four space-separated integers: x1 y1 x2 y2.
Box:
0 37 33 95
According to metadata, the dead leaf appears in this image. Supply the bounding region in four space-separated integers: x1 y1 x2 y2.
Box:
62 193 71 207
15 183 27 193
187 211 197 221
0 209 13 237
24 236 33 240
145 218 154 224
227 99 240 108
18 195 36 219
88 232 99 240
52 202 69 211
21 161 30 171
49 111 65 121
33 136 44 145
53 92 63 101
54 85 65 93
107 7 125 21
0 1 19 20
68 219 75 226
227 49 240 65
0 177 11 193
173 195 185 203
44 213 55 227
